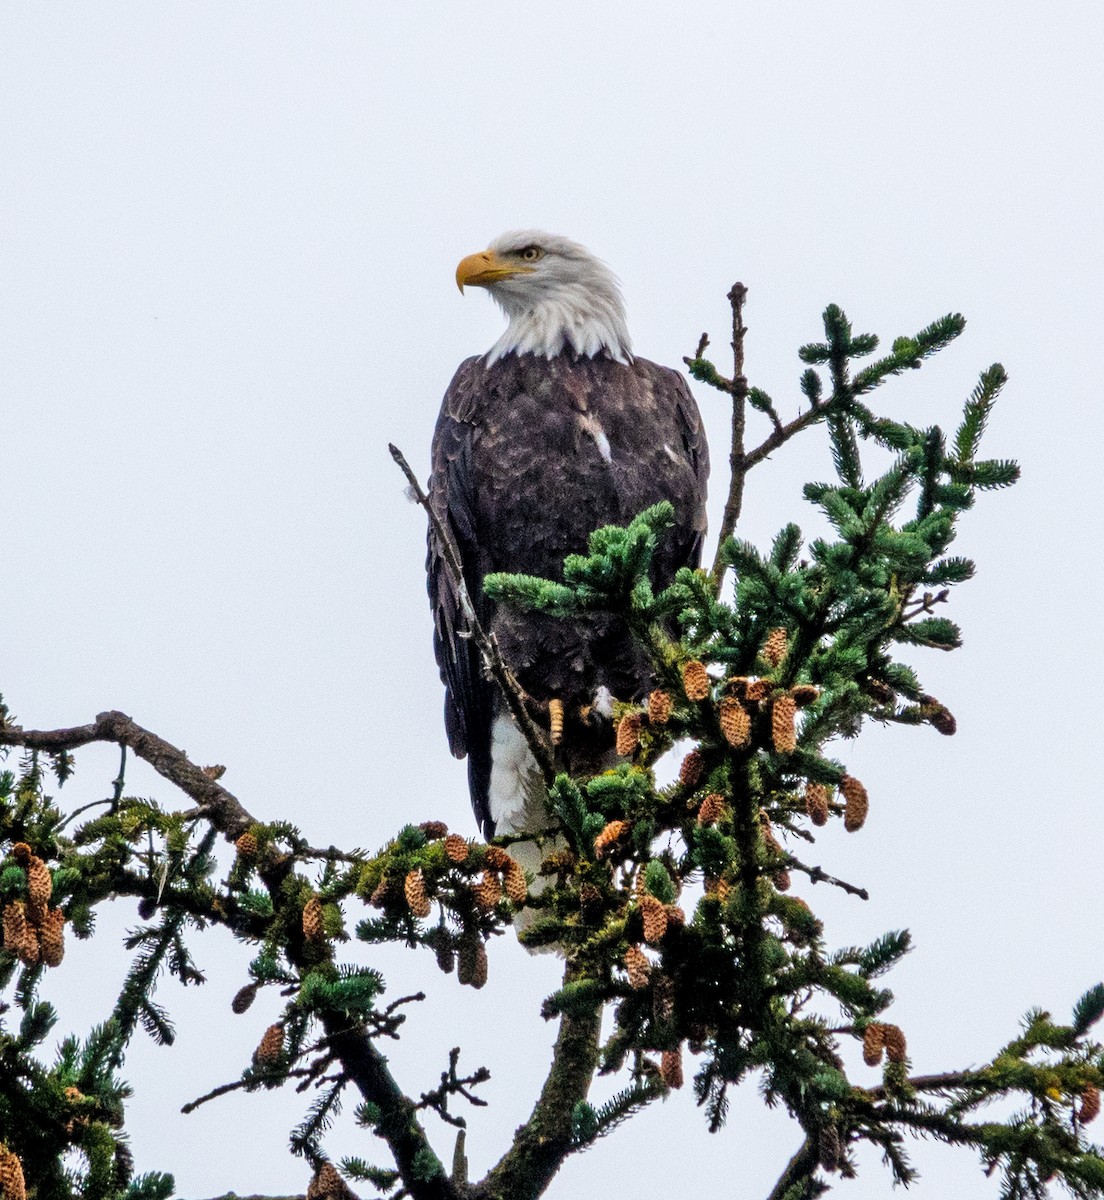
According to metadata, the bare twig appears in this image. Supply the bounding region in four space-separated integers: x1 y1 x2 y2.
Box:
900 589 950 622
389 443 556 784
0 711 255 841
416 1047 491 1129
182 1067 317 1113
785 857 870 901
708 283 750 591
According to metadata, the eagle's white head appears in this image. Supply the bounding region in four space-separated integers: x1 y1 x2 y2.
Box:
455 230 633 366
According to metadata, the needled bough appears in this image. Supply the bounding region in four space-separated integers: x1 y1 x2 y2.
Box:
465 298 1104 1200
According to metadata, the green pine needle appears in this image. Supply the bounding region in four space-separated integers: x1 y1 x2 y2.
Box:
1072 983 1104 1037
954 363 1008 462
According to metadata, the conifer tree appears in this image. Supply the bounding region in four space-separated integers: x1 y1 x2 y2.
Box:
2 286 1101 1200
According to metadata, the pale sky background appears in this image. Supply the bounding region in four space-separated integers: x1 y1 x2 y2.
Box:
2 4 1102 1198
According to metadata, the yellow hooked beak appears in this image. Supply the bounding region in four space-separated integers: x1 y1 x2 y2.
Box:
455 249 536 292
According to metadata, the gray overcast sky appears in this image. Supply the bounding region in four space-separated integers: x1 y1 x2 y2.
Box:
2 3 1102 1197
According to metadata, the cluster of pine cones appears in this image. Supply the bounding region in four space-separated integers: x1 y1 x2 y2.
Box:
1 843 64 968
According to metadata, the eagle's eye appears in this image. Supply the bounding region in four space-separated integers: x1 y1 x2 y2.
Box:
518 245 544 262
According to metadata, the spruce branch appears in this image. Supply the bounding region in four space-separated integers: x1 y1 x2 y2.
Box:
0 711 456 1200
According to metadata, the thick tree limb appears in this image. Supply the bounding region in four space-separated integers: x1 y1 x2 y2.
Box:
766 1135 820 1200
475 962 602 1200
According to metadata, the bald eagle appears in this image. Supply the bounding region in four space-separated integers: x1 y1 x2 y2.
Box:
428 232 709 842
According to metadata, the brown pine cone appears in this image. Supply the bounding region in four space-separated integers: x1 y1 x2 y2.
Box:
882 1023 907 1063
718 697 751 748
369 878 391 908
231 982 259 1014
771 694 797 753
307 1161 356 1200
744 678 773 703
761 627 788 667
664 904 686 926
679 748 704 789
862 1023 887 1066
18 925 40 966
419 820 449 840
616 710 642 756
623 943 651 989
928 707 957 736
10 843 32 866
404 869 432 918
773 870 791 892
639 894 668 945
841 775 870 832
548 697 565 745
1080 1083 1101 1124
473 870 503 910
791 683 820 707
445 833 470 863
0 1145 27 1200
921 695 957 736
26 856 52 924
431 930 456 976
424 926 456 974
697 793 725 826
647 689 672 725
302 896 326 943
458 934 488 989
254 1022 284 1068
3 903 40 967
39 907 65 967
660 1047 684 1089
235 831 259 859
503 859 528 905
681 660 711 701
804 782 830 826
2 901 27 954
482 845 510 869
594 819 630 857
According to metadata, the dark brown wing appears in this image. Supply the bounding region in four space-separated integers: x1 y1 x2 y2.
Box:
427 356 497 835
427 352 709 839
656 361 710 570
